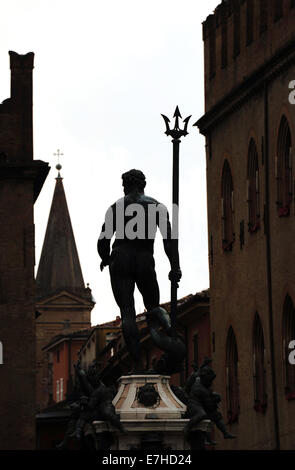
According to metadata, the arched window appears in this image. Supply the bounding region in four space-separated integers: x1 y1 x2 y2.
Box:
209 29 216 79
282 295 295 399
226 327 240 424
246 0 254 45
247 139 260 233
253 314 267 412
0 341 3 365
260 0 268 33
276 116 292 216
233 0 240 58
221 160 235 251
221 19 228 69
274 0 283 22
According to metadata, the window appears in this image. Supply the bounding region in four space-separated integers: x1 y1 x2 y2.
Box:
60 378 64 401
221 160 235 251
193 334 199 369
283 295 295 398
260 0 268 33
253 314 267 412
274 0 283 21
226 327 240 424
221 22 228 68
233 1 240 58
56 380 60 402
276 116 292 216
247 139 260 232
246 0 254 45
209 30 216 79
48 359 53 403
0 273 6 305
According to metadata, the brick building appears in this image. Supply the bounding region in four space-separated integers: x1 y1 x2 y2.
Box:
0 51 49 449
43 328 92 404
35 169 94 411
79 317 122 371
197 0 295 450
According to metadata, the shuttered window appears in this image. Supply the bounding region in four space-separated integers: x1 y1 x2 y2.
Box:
247 139 260 232
226 327 240 424
222 160 235 251
283 295 295 398
253 314 267 412
276 116 292 217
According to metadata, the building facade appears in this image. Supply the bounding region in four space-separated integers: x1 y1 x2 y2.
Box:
43 329 92 404
197 0 295 450
0 51 49 449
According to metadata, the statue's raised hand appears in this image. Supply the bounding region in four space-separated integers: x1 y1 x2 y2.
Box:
168 268 182 285
100 257 110 272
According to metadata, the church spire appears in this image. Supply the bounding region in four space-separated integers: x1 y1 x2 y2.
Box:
36 162 87 300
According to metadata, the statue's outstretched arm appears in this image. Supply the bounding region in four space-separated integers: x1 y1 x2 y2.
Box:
74 362 94 397
97 205 115 270
158 205 181 282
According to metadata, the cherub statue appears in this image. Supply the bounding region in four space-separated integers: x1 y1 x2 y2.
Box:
184 359 236 445
56 360 124 450
74 360 125 439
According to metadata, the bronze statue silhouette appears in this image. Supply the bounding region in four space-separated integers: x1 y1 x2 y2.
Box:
97 169 185 374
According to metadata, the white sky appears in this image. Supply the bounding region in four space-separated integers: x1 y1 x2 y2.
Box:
0 0 219 325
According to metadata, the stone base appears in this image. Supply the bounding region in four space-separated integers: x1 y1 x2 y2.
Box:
87 374 212 451
113 374 186 420
89 418 211 450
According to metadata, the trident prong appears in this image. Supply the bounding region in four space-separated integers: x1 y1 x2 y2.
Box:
183 116 192 136
161 106 191 140
161 114 171 136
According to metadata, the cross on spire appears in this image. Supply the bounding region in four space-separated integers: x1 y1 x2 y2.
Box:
54 149 63 177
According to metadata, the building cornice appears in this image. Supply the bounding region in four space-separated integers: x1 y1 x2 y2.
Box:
0 160 50 202
196 36 295 135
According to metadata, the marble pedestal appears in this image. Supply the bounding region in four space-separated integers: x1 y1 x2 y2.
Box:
87 374 211 451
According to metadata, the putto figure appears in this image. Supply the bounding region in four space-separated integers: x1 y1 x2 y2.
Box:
57 361 124 450
97 169 184 374
185 359 236 444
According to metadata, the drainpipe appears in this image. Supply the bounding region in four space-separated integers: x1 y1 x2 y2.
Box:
177 321 189 383
264 79 280 450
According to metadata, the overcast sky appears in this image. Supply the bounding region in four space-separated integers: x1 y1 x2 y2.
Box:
0 0 218 325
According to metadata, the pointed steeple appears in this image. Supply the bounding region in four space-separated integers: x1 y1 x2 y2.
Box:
36 167 88 300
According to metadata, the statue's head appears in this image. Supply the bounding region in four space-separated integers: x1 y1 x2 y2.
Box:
86 360 101 388
122 169 146 195
199 365 216 388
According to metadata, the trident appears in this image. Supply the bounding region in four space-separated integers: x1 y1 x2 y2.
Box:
161 106 191 335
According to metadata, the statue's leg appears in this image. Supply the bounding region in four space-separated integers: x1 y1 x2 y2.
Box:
208 411 236 439
214 418 236 439
120 304 144 373
109 255 144 373
99 403 125 433
135 252 186 374
135 252 160 310
75 417 86 440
